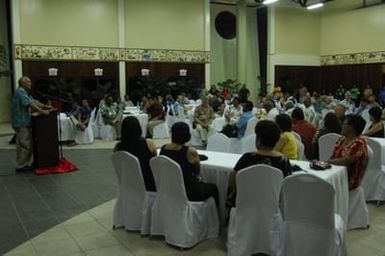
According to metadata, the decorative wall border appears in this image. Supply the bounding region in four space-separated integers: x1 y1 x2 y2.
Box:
14 44 210 63
321 51 385 66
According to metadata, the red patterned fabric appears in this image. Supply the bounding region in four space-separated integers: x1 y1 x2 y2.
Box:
35 158 77 175
331 137 368 190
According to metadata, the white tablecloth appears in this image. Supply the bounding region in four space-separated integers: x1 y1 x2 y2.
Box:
368 137 385 165
123 111 148 137
199 150 349 226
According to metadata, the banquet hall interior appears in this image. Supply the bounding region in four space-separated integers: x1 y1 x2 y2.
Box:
1 0 385 255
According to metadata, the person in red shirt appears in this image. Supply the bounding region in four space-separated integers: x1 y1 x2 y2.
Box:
291 107 316 160
328 115 368 190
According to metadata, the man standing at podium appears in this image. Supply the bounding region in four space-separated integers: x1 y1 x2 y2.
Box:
11 76 50 172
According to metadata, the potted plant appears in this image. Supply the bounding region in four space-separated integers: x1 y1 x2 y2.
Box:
216 79 243 95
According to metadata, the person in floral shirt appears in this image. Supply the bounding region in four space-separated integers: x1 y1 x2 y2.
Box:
194 96 215 145
328 114 368 190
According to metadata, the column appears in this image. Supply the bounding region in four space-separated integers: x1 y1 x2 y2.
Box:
11 0 22 89
236 0 247 85
118 0 126 97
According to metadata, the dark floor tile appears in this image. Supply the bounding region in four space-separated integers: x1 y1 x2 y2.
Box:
22 217 59 238
0 148 117 253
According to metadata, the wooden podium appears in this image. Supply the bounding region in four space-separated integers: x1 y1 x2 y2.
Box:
32 110 60 168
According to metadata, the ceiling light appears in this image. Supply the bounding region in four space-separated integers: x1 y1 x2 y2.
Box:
263 0 279 4
307 2 324 9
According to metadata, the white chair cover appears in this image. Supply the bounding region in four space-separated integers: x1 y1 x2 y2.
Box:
111 152 155 235
58 114 75 141
90 108 99 138
97 109 117 141
347 145 371 229
244 117 258 138
296 139 306 161
240 134 256 154
280 174 345 256
227 165 283 256
153 122 170 139
348 186 369 230
212 116 226 132
188 129 203 146
361 138 385 201
318 133 342 161
361 109 371 133
292 131 301 142
207 132 231 153
74 123 94 144
150 156 219 248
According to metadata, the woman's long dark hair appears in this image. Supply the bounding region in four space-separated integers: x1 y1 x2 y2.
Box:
118 116 143 151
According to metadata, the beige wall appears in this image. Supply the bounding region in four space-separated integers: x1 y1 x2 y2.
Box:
18 0 206 50
20 0 119 47
321 5 385 55
0 0 12 123
124 0 205 50
275 8 321 55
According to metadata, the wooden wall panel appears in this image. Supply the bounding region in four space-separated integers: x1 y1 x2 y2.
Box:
275 64 384 95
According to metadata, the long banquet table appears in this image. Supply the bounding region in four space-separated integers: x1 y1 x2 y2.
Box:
198 150 349 227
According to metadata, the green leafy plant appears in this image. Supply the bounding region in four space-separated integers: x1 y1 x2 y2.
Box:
0 45 12 77
216 79 243 95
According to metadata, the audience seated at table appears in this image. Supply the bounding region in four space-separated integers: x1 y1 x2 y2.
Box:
302 96 317 124
292 107 317 160
226 120 292 211
210 95 225 117
146 96 166 137
328 114 368 190
334 103 347 125
100 95 122 138
77 99 92 131
363 106 384 138
114 116 157 192
224 97 243 125
356 97 370 115
263 99 279 121
194 96 215 145
275 113 298 160
235 101 254 139
160 122 219 205
341 91 356 114
123 94 134 107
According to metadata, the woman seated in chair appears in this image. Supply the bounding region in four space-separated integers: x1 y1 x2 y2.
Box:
328 114 368 191
160 122 219 206
226 120 292 210
114 116 157 191
363 106 384 138
275 113 298 160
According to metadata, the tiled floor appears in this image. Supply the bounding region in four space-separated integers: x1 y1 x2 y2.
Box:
1 122 385 256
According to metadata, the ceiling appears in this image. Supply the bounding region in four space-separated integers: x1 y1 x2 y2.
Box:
211 0 385 11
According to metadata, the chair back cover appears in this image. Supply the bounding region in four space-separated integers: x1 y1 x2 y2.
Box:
296 139 306 161
111 151 148 231
227 164 283 256
361 141 385 201
244 117 258 137
150 156 219 248
240 133 256 154
318 133 342 161
292 131 301 142
280 174 342 256
207 132 231 153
